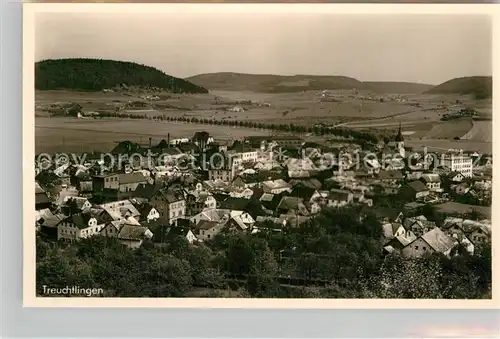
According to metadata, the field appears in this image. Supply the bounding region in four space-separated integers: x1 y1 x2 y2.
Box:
35 117 272 154
35 89 492 154
435 202 491 218
461 121 492 143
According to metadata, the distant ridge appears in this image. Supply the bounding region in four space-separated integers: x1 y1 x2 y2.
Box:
186 72 433 94
424 76 492 99
35 58 209 94
363 81 433 94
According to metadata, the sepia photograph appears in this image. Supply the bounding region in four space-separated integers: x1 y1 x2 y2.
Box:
27 5 494 302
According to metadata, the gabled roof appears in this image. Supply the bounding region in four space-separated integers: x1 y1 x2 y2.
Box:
118 225 151 241
157 187 185 203
35 192 50 205
251 187 265 200
156 226 195 241
119 172 148 185
277 196 303 212
421 228 456 253
328 189 351 201
290 186 318 201
132 183 163 200
219 197 250 211
421 173 441 183
38 211 64 228
377 170 404 180
35 181 45 194
263 179 291 190
61 213 94 229
407 180 429 192
448 171 464 179
197 219 219 230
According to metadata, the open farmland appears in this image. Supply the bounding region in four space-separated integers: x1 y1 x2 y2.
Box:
461 121 492 142
435 202 491 218
424 118 474 139
35 117 272 154
35 89 492 154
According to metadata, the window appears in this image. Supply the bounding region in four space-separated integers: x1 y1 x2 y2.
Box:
415 246 419 250
423 247 426 251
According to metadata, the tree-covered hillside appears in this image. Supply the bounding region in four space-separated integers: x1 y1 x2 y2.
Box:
35 58 209 94
425 76 492 99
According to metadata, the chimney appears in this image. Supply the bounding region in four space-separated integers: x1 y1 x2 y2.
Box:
149 137 152 149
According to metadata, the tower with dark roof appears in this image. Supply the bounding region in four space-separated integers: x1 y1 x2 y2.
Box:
395 122 405 158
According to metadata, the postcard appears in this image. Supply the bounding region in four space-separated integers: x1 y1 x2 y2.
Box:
24 3 498 308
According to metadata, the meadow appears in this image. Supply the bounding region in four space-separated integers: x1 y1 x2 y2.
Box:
35 89 492 154
35 117 272 154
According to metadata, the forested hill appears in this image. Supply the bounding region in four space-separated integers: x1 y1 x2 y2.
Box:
35 58 209 94
186 72 432 94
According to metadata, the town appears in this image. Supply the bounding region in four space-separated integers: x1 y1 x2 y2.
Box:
35 124 492 298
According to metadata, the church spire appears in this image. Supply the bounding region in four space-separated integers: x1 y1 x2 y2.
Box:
395 122 404 142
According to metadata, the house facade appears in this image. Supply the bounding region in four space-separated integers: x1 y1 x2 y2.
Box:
57 214 105 241
150 188 186 225
441 153 473 178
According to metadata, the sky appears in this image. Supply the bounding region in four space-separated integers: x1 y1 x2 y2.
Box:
35 13 492 85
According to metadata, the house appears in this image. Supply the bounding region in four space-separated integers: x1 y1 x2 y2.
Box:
290 186 321 204
262 179 292 194
160 147 187 166
402 227 456 258
92 173 120 193
57 213 105 241
469 225 491 246
377 170 404 185
153 226 198 244
150 187 186 225
196 219 224 241
402 181 430 200
35 182 51 211
448 171 465 183
116 224 153 249
130 183 163 201
134 203 160 223
216 210 256 233
325 189 353 207
382 222 416 241
37 210 64 239
99 200 141 221
207 155 235 182
245 135 303 149
62 197 92 215
190 208 227 227
420 173 442 192
228 142 260 163
77 178 93 197
276 196 310 216
259 193 283 214
441 152 473 178
289 178 322 190
384 235 414 252
185 186 217 216
403 216 437 237
118 172 149 193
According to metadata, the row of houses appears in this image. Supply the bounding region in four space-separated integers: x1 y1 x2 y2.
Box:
382 215 491 258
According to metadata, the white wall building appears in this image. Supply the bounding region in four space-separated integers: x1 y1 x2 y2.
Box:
441 153 473 178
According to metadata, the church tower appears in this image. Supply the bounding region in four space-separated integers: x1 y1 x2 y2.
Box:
395 123 405 158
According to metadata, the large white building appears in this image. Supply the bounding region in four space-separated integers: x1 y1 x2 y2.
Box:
441 152 473 178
